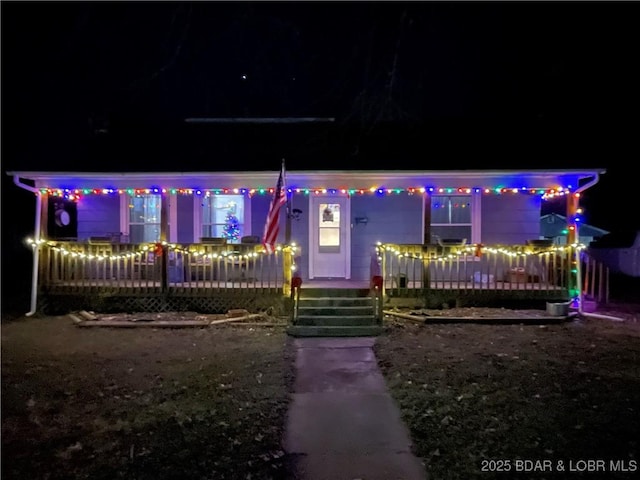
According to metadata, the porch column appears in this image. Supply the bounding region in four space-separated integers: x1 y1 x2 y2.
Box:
160 192 168 291
566 192 579 245
422 191 431 244
566 192 580 297
283 246 293 296
422 192 432 292
285 192 292 244
160 192 169 242
39 192 49 239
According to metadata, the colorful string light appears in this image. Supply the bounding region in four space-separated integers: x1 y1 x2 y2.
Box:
38 186 572 201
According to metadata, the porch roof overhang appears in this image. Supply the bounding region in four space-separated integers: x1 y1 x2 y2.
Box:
7 168 606 192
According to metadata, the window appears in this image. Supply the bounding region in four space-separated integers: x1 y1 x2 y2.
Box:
318 203 341 251
129 194 161 243
201 195 245 243
430 194 472 243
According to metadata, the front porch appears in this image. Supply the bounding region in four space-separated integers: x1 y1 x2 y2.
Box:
29 239 609 315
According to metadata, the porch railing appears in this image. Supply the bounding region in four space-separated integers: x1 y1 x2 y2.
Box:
167 243 286 291
34 240 609 304
376 242 612 304
36 240 294 295
580 249 610 303
375 243 574 299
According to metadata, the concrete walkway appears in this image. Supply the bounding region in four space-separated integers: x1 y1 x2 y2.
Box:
284 337 427 480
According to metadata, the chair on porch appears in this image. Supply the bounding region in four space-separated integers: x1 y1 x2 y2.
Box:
240 235 260 244
200 237 227 245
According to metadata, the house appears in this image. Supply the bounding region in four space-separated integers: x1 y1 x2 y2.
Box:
8 167 607 316
540 213 609 246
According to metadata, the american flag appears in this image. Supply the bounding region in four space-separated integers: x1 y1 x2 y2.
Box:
262 160 287 254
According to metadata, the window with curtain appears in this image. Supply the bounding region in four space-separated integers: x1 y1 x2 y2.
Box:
129 194 161 243
201 195 245 243
430 194 472 243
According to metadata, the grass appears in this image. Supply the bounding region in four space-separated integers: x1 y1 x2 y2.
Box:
1 316 295 480
3 303 639 480
374 315 640 479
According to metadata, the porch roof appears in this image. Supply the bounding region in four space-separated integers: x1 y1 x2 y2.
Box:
8 168 605 191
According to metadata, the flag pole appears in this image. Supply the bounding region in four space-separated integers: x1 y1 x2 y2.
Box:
283 158 292 244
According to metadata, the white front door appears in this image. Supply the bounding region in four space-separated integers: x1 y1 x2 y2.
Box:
309 194 350 279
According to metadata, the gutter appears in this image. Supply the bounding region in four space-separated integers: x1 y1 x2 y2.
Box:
571 173 625 321
573 172 601 195
13 176 41 317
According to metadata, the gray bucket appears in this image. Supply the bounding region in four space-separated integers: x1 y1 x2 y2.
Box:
546 301 570 316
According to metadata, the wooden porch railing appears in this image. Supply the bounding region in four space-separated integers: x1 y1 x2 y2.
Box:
375 242 612 304
34 240 609 304
36 240 295 295
167 243 291 294
375 243 574 299
580 249 610 303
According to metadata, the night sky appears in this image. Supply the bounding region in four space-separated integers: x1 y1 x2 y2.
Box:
2 1 640 309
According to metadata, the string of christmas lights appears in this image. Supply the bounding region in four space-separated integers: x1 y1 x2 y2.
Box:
37 186 573 201
375 242 585 262
27 236 579 262
25 238 298 263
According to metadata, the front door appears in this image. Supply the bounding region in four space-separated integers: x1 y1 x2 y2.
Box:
309 194 350 279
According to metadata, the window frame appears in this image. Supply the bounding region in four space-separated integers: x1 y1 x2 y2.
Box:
193 193 251 243
120 193 162 243
426 191 481 244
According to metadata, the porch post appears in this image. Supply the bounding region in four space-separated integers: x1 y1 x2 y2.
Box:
422 192 432 295
285 191 292 244
422 245 431 294
160 192 168 291
566 192 579 245
160 192 169 242
422 191 431 244
283 246 292 296
380 248 387 302
40 192 49 239
566 192 580 298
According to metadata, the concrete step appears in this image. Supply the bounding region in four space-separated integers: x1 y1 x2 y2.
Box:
300 288 371 298
298 297 373 307
297 305 374 316
295 315 377 327
286 325 384 337
293 292 378 329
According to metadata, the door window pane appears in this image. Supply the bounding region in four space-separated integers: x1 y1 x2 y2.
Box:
319 203 340 247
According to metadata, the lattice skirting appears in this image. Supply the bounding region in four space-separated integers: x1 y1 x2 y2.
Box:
39 292 290 316
385 289 569 310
